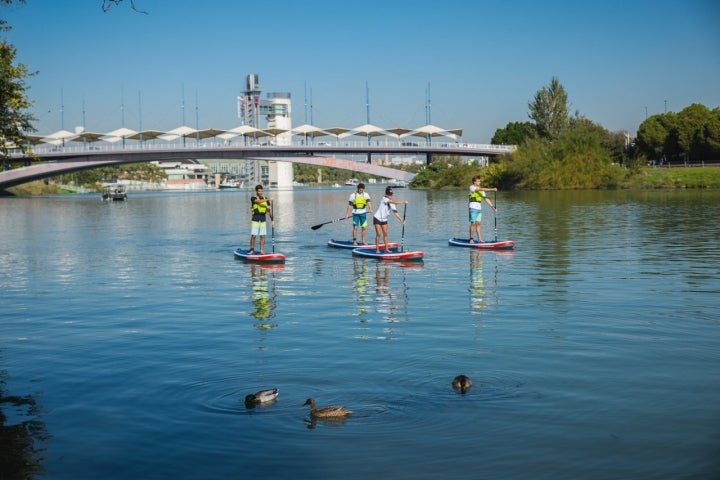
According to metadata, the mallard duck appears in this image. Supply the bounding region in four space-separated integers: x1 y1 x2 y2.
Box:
452 375 472 393
303 398 351 418
245 388 279 406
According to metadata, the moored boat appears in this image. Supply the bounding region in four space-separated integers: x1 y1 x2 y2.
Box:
102 184 127 201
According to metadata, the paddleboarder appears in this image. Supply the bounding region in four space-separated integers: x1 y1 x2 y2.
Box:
248 184 273 255
344 182 373 245
373 186 407 253
468 176 496 243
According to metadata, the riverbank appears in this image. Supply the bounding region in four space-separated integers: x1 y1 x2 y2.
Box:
411 164 720 190
620 166 720 189
4 166 720 196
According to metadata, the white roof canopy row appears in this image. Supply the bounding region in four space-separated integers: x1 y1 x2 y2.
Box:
19 124 463 146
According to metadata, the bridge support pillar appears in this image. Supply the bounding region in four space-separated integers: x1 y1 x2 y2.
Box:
367 152 372 164
426 153 433 166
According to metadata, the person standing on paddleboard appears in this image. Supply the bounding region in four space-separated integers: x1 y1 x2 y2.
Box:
344 182 373 246
373 186 407 253
468 176 496 243
248 184 273 255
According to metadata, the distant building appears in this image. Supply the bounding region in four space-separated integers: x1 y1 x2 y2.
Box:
237 74 293 189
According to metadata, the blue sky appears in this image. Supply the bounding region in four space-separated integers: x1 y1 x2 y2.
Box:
3 0 719 142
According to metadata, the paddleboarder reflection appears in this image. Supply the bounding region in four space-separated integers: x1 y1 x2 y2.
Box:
249 263 281 324
352 258 370 317
375 263 397 323
469 250 502 315
469 250 486 313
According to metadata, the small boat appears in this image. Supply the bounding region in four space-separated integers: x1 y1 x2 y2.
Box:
219 180 240 189
351 248 424 261
344 178 360 186
448 237 515 250
102 184 127 201
234 248 286 264
327 239 398 250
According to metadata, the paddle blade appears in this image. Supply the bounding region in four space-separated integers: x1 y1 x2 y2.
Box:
311 223 324 230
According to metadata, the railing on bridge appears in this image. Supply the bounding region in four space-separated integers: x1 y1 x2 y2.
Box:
12 140 516 157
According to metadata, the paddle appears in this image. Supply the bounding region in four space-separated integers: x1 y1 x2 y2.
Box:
400 203 407 252
310 216 348 230
270 200 276 253
493 191 498 242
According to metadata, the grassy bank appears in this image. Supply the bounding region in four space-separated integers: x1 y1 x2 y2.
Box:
3 181 77 196
619 166 720 189
410 161 720 190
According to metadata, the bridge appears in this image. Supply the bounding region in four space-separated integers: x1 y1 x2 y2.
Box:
1 139 516 190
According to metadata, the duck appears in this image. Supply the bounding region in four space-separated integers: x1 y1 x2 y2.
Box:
452 375 473 393
244 388 279 406
303 397 351 418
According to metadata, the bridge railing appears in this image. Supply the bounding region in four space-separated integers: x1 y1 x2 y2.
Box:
11 140 516 157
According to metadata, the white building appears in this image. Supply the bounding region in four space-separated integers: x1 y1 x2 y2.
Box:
238 74 294 189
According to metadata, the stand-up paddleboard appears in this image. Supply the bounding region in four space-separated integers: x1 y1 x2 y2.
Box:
234 248 286 263
351 248 424 261
328 239 399 250
448 237 515 250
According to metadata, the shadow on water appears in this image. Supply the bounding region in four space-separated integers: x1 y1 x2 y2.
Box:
0 358 49 478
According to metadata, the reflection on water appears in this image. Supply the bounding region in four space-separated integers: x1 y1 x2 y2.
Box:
0 366 49 478
374 262 412 329
352 258 370 317
1 189 719 479
304 414 349 430
249 263 282 325
469 250 485 313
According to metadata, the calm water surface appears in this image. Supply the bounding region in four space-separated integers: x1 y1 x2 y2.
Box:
1 187 719 479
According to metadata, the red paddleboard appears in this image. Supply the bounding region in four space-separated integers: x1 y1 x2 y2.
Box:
234 248 286 263
351 248 424 261
448 237 515 250
328 239 399 250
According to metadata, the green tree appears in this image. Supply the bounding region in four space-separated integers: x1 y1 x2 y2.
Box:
700 108 720 159
501 118 626 189
676 103 712 162
0 0 36 161
528 76 569 139
636 114 669 161
491 121 538 145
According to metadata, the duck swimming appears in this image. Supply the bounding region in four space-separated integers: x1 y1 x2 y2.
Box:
303 398 351 418
245 388 279 406
452 375 472 393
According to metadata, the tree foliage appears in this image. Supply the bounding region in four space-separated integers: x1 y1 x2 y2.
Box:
491 121 538 145
528 76 569 139
498 117 627 189
0 0 36 160
636 104 720 163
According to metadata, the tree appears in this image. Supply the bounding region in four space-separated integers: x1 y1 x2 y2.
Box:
0 1 36 162
676 103 711 162
529 76 569 139
491 121 538 146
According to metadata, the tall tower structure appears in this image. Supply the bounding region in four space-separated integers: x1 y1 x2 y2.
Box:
238 74 261 128
261 92 293 188
236 74 293 189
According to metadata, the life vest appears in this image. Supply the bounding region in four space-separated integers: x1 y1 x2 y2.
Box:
351 193 368 209
469 189 486 203
251 197 268 215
